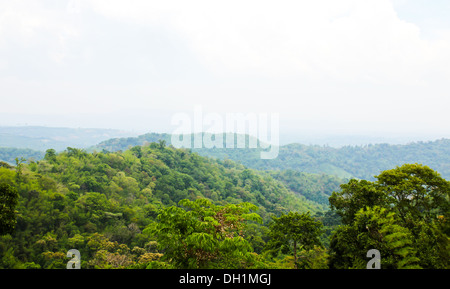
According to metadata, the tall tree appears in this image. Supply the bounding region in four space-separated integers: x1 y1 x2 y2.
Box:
329 179 387 225
266 212 323 269
376 163 450 225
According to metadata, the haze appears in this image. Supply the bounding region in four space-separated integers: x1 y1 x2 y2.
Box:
1 0 450 145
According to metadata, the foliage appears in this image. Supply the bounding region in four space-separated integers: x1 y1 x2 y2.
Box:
0 148 44 166
265 211 323 268
94 133 450 180
329 206 421 269
0 139 448 269
151 198 262 268
0 183 19 236
0 143 321 269
329 164 449 269
269 169 345 206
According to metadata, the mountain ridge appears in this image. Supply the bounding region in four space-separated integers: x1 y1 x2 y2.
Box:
93 132 450 180
2 128 449 180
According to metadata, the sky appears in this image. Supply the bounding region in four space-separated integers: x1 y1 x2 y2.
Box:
0 0 449 144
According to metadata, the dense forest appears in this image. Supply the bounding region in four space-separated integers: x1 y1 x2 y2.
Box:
0 142 448 269
268 170 345 206
0 143 326 268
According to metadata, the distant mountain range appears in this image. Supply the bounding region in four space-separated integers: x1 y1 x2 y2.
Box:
0 126 138 151
1 128 450 181
93 132 450 180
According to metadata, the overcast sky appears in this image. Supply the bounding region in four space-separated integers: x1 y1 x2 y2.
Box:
0 0 449 143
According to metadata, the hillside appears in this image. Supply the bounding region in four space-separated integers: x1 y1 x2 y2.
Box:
4 128 449 181
1 141 448 269
94 133 450 180
268 170 346 206
0 148 45 165
0 143 326 268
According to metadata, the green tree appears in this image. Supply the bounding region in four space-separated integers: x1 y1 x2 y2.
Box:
14 157 25 189
266 211 323 269
329 179 387 225
376 163 450 225
329 164 449 269
44 149 57 162
329 206 421 269
158 139 166 149
0 183 19 236
355 206 420 269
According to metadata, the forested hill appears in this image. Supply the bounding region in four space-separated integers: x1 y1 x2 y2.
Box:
94 133 450 180
40 144 325 215
3 130 449 181
1 140 448 269
0 143 327 268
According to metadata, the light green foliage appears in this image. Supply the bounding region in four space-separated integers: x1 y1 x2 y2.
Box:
0 143 320 268
152 198 262 268
353 206 421 269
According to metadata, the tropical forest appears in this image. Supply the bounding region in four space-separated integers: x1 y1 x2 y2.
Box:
1 133 448 269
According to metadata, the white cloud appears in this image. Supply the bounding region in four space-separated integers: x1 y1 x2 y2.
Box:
1 0 449 136
0 0 82 66
2 0 448 86
85 0 450 85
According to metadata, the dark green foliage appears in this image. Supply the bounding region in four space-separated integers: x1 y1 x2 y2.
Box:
329 206 421 269
329 164 449 269
329 179 388 224
0 183 19 235
269 169 345 205
265 212 323 268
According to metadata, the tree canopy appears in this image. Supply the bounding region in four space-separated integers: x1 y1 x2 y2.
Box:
0 143 448 269
328 164 449 269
